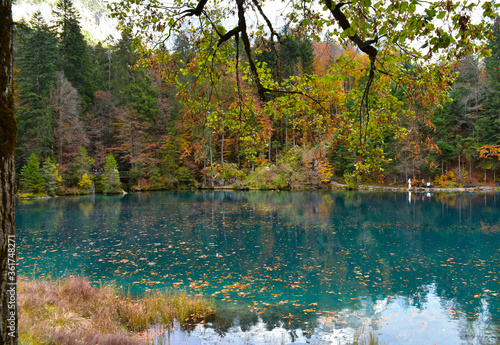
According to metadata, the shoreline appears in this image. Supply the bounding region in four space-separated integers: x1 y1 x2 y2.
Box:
17 185 500 199
351 185 500 193
203 183 500 193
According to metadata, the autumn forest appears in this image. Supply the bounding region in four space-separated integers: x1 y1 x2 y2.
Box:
14 0 500 196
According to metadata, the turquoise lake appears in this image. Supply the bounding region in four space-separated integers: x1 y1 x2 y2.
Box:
16 191 500 344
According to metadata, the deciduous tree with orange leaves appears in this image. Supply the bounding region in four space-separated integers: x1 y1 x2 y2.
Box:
109 0 496 179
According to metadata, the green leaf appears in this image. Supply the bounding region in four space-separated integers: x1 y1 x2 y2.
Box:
400 1 408 13
408 2 416 13
424 8 436 20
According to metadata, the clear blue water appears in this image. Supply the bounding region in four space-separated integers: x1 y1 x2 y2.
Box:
16 191 500 344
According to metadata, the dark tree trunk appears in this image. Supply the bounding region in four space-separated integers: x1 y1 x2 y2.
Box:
0 0 18 343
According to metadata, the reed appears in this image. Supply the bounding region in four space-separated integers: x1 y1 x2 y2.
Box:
18 276 214 345
352 331 381 345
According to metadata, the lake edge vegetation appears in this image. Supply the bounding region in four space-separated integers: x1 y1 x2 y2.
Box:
18 276 214 345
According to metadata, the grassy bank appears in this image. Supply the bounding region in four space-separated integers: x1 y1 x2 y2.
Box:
18 277 214 345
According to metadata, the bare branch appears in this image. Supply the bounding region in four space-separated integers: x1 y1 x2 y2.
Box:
217 26 241 47
322 0 377 62
180 0 209 17
236 0 267 101
250 0 281 43
322 0 380 148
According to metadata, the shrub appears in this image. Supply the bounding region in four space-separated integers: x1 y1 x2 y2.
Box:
434 170 459 187
278 147 303 171
42 157 63 195
66 147 95 187
315 159 334 183
343 173 360 190
100 154 122 194
19 193 34 199
177 166 193 186
78 172 94 192
244 164 292 189
206 162 246 186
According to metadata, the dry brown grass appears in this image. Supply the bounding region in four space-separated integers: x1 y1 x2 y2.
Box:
18 276 214 345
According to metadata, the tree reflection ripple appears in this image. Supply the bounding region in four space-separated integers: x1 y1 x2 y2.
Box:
16 191 500 344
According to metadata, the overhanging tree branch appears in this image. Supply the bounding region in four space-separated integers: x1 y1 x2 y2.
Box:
250 0 281 43
180 0 209 17
217 26 241 47
323 0 379 147
236 0 267 101
323 0 378 62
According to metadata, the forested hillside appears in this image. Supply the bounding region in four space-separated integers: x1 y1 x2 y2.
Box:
14 0 500 196
12 0 116 41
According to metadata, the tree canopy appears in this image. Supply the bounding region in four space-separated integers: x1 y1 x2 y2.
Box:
10 0 500 193
109 0 497 177
109 0 497 96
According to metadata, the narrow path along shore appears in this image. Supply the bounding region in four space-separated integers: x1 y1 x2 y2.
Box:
206 181 500 192
337 183 500 193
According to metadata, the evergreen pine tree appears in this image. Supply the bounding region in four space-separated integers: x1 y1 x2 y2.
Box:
255 28 314 82
483 21 500 145
16 11 59 168
110 32 136 100
18 12 59 99
52 0 94 106
20 153 46 194
67 147 95 186
100 153 122 194
90 40 112 92
111 32 159 123
120 71 159 123
41 157 62 195
279 32 314 80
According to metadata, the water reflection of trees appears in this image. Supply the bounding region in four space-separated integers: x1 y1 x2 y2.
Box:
169 191 500 341
16 191 500 342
